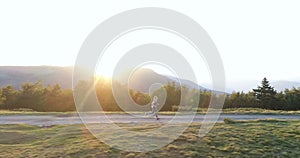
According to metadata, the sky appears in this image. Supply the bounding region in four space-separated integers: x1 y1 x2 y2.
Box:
0 0 300 91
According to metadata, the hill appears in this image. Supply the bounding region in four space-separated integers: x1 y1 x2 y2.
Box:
0 66 73 89
0 66 210 92
114 68 208 93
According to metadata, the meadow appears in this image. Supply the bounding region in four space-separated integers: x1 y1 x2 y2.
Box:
0 119 299 157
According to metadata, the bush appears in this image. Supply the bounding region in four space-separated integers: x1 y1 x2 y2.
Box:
224 118 236 124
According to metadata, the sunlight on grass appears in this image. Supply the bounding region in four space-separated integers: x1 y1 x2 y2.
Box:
0 119 299 157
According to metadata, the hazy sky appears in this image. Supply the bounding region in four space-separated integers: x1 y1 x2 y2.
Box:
1 0 300 91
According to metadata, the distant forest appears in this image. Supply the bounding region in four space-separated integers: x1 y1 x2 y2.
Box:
0 77 299 112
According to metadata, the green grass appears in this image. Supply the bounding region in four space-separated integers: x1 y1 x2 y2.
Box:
221 108 300 115
0 119 299 157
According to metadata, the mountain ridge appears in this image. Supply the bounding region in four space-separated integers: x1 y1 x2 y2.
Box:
0 66 299 92
0 66 73 89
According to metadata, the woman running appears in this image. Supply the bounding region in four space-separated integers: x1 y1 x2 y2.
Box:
151 96 160 120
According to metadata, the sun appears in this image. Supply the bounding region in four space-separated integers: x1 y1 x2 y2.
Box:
95 70 112 79
95 64 114 79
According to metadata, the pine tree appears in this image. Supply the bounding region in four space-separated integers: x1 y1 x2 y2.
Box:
253 77 277 109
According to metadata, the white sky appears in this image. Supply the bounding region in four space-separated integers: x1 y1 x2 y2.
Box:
96 29 210 85
1 0 300 91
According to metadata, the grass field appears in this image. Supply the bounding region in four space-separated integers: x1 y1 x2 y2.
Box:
0 119 299 157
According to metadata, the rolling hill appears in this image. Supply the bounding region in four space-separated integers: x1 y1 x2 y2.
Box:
0 66 73 89
0 66 209 92
2 66 297 93
117 68 208 93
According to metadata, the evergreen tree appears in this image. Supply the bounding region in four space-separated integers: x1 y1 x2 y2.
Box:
253 77 277 109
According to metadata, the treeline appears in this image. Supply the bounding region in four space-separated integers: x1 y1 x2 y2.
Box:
0 77 300 112
224 78 300 110
0 81 74 112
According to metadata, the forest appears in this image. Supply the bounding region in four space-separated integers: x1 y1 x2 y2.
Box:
0 77 299 112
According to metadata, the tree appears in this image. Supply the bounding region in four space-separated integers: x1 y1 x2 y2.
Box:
132 91 151 106
224 91 258 109
42 83 75 112
198 90 211 109
253 77 278 109
274 91 287 110
44 84 62 97
284 87 300 110
17 81 45 111
1 85 18 109
0 89 6 108
74 80 100 111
